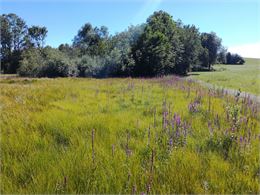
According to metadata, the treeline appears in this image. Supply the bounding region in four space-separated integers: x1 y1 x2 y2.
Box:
0 11 245 77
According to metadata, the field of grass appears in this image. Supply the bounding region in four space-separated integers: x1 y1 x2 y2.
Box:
190 58 260 95
0 77 259 193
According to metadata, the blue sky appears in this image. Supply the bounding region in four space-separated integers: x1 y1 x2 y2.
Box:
1 0 260 57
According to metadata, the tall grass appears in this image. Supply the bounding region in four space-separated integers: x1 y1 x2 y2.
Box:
0 76 259 193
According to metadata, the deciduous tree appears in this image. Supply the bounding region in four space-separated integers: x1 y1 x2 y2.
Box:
0 13 27 73
131 11 183 76
200 32 222 70
27 25 48 48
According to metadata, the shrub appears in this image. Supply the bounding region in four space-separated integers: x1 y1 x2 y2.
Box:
18 48 45 77
76 55 104 77
39 57 76 77
18 47 78 77
102 48 123 77
226 52 245 65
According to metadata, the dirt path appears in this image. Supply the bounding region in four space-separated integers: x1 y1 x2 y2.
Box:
189 78 260 104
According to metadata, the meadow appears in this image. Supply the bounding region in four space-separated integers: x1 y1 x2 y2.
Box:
190 58 260 95
0 76 259 193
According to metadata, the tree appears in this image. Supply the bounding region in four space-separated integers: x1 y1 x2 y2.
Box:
226 52 245 64
226 52 232 64
107 24 145 76
58 43 80 58
217 46 227 64
131 11 183 76
176 23 203 74
234 54 245 64
27 25 48 48
73 23 109 56
0 13 27 73
75 55 104 77
5 13 27 51
200 32 222 70
18 47 45 77
0 15 12 63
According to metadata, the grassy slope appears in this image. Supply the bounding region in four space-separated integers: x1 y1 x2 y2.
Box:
190 58 260 95
0 77 259 193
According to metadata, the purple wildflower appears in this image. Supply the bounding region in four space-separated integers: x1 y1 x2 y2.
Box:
231 126 235 132
239 136 243 143
174 114 181 126
169 138 173 147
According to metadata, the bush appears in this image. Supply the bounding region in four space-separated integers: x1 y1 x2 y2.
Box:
75 52 125 78
18 47 78 77
102 48 123 77
39 57 77 78
18 48 45 77
226 52 245 65
76 55 104 77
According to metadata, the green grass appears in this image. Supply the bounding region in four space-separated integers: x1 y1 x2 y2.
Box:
190 58 260 95
0 77 259 193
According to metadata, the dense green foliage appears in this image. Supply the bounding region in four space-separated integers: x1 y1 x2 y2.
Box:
73 23 109 57
0 14 47 73
1 11 245 77
0 14 27 73
131 11 182 76
26 26 48 48
200 32 222 70
176 22 203 74
1 76 259 193
18 47 78 77
226 52 245 65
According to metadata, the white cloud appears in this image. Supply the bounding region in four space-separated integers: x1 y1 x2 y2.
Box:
228 42 260 59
